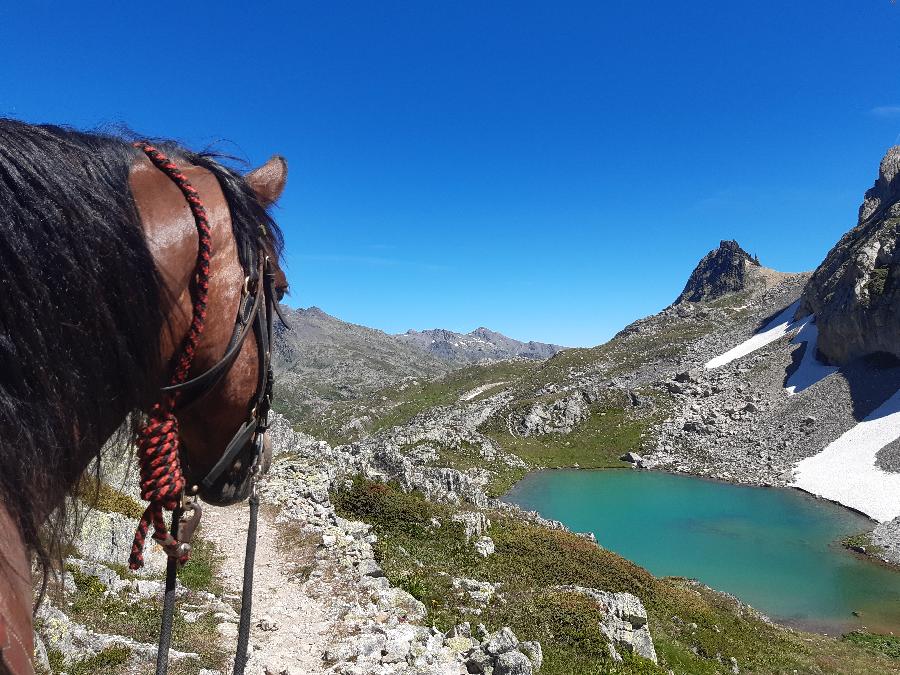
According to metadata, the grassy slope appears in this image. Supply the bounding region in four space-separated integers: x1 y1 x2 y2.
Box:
43 482 228 675
335 478 900 675
291 359 540 445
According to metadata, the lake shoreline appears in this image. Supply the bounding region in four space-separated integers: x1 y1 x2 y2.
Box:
502 466 900 636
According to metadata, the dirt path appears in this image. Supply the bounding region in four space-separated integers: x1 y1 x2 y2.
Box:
204 502 331 675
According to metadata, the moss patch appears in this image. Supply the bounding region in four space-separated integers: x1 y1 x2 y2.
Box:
69 645 131 675
76 478 144 519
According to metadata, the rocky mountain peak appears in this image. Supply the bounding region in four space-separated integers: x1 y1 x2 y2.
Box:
859 145 900 222
799 146 900 364
676 240 760 304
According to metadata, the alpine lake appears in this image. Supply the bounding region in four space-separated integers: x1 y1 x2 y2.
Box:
502 468 900 635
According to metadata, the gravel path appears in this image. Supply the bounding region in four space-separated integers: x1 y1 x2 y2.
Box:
205 502 331 675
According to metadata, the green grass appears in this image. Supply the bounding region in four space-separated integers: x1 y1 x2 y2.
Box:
333 477 900 675
177 535 224 593
51 555 227 673
843 631 900 659
296 359 539 445
69 646 132 675
487 405 649 470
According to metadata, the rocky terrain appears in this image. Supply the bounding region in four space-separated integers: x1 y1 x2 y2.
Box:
799 146 900 364
272 306 562 425
272 306 451 422
676 239 764 303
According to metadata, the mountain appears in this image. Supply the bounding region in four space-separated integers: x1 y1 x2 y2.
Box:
271 306 562 422
675 239 789 304
799 146 900 364
272 306 453 419
395 326 565 364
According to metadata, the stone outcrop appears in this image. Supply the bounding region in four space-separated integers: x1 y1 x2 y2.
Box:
514 393 589 437
798 146 900 364
676 240 761 304
556 586 657 663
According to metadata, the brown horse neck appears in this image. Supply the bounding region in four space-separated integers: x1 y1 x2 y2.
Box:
0 502 35 675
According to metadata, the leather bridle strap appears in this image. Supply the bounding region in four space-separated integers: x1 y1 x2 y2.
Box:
162 258 265 411
155 253 281 675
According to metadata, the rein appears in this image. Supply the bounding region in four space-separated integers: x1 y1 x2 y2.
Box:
130 144 281 675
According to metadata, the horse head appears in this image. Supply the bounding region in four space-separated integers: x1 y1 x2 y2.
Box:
131 150 289 509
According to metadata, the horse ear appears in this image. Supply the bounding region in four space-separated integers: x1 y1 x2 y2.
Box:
245 155 287 207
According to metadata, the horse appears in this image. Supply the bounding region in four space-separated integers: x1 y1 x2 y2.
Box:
0 119 289 675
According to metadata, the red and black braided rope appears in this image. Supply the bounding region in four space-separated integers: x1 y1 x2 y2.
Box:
129 142 212 570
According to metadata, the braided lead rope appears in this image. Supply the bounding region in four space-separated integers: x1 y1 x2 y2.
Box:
129 142 212 571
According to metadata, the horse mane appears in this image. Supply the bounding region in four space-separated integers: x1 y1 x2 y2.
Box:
0 118 283 577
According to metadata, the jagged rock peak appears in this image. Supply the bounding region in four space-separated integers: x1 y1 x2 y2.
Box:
799 146 900 364
859 145 900 223
676 240 760 304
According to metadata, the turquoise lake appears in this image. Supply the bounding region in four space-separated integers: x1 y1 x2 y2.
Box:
502 469 900 634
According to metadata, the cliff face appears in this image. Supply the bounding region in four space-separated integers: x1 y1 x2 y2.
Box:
676 240 761 304
798 146 900 365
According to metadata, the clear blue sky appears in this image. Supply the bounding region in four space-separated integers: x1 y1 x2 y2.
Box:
2 2 899 347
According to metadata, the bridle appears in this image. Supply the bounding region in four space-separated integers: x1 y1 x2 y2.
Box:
128 143 288 675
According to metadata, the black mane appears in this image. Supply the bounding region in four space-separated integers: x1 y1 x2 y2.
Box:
0 118 283 573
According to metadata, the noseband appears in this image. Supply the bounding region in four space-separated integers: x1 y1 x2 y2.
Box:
164 247 284 495
129 143 286 675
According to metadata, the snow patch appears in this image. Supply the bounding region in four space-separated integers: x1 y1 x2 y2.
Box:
704 301 801 370
792 387 900 522
784 319 839 395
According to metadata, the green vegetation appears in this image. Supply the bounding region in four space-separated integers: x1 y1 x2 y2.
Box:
843 631 900 659
867 266 891 300
488 405 648 467
333 477 900 675
843 530 884 557
76 478 145 519
51 554 226 674
69 645 132 675
296 359 539 445
177 535 224 593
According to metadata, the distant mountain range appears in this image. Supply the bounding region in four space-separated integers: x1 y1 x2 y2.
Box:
271 305 564 420
395 326 564 364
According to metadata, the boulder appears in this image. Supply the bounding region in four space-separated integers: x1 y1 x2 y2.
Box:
619 452 644 465
494 650 534 675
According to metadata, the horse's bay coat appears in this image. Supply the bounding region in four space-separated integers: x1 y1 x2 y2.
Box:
0 126 287 675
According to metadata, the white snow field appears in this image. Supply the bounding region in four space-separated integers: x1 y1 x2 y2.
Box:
792 388 900 522
783 318 839 395
704 300 838 395
704 301 801 370
703 299 900 520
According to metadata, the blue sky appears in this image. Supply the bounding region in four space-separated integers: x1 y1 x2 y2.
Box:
2 2 899 347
